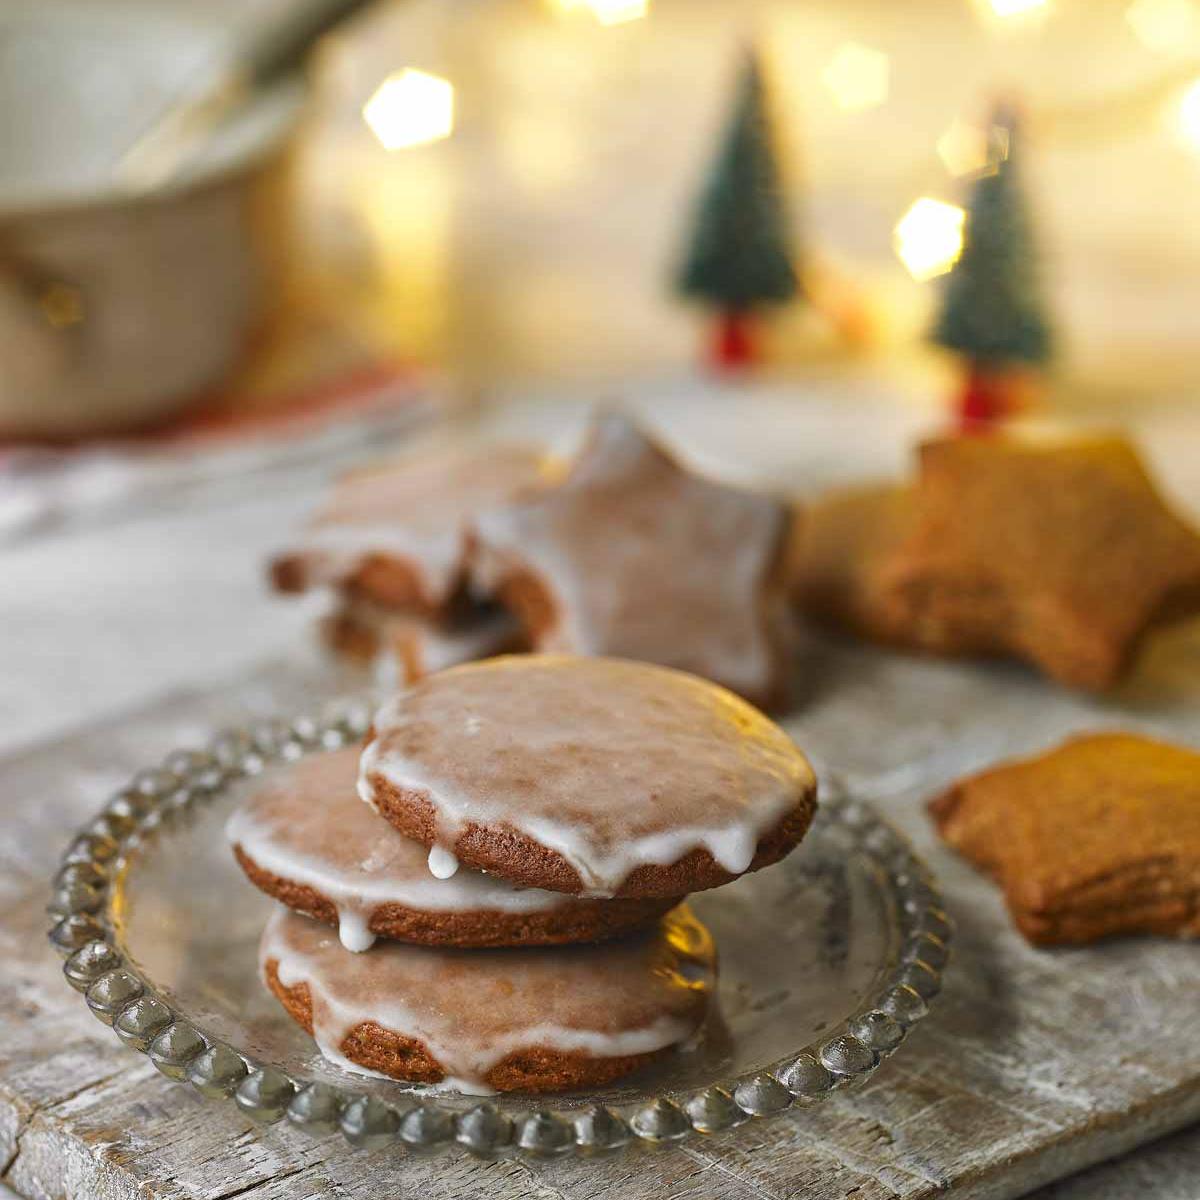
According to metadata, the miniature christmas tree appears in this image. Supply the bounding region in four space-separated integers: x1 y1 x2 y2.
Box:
676 46 799 370
932 103 1052 428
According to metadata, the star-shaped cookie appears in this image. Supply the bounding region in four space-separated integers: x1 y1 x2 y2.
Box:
930 732 1200 944
472 413 793 708
875 433 1200 690
788 482 916 644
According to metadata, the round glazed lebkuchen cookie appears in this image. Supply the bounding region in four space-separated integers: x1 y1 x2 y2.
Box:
358 655 818 899
260 904 716 1093
227 748 678 951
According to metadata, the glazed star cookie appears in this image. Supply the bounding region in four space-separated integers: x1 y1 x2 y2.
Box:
358 655 818 898
272 444 555 615
227 749 676 950
261 904 716 1093
472 412 794 708
876 433 1200 690
930 732 1200 945
787 483 916 644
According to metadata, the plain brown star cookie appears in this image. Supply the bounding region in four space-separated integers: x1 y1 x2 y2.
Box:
472 412 794 708
874 432 1200 690
930 732 1200 945
788 483 916 645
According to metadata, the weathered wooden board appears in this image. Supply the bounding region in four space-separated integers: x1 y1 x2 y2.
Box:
3 623 1200 1200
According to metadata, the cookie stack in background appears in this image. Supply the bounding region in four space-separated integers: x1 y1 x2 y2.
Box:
226 655 818 1094
270 444 555 686
270 412 795 711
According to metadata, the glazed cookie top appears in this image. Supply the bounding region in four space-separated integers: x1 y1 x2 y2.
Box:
359 655 816 896
227 748 573 952
472 414 791 705
261 903 715 1093
290 444 553 606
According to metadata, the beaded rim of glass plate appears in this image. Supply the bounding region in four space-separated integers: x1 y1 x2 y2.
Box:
47 697 953 1158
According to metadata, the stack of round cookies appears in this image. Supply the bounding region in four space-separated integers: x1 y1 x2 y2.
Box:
227 655 818 1094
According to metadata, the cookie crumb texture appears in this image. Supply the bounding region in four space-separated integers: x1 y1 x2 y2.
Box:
361 655 817 898
931 731 1200 945
227 748 676 951
260 904 716 1093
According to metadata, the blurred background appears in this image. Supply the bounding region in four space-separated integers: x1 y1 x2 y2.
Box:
8 0 1200 440
6 0 1200 746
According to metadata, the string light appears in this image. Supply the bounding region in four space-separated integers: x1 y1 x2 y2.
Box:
548 0 649 23
986 0 1049 15
589 0 648 24
363 69 455 150
821 42 889 112
937 119 992 176
1177 77 1200 148
1126 0 1195 52
894 198 966 282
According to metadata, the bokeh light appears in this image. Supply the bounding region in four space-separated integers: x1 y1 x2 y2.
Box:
589 0 649 25
1178 77 1200 149
1126 0 1195 52
363 69 455 151
987 0 1049 15
548 0 649 23
894 198 966 281
821 42 890 113
937 119 991 176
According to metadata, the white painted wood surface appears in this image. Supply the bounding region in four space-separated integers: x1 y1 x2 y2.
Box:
3 381 1200 1199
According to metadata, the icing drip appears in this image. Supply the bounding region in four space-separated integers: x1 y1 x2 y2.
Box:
360 656 814 896
332 908 376 953
427 845 459 879
226 749 574 952
260 904 715 1092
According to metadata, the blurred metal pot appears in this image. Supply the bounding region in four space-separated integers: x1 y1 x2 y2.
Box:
0 4 306 439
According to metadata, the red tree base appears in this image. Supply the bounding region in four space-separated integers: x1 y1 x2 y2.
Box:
710 310 757 371
957 362 1020 432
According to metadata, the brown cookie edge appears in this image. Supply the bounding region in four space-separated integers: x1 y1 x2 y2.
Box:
234 844 679 946
364 774 818 897
263 958 670 1092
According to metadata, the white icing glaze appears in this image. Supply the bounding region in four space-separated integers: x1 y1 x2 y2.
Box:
427 845 459 879
288 444 551 604
226 748 574 952
472 413 789 700
360 655 814 896
260 904 715 1092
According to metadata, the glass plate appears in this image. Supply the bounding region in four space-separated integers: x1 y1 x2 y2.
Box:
48 699 951 1157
